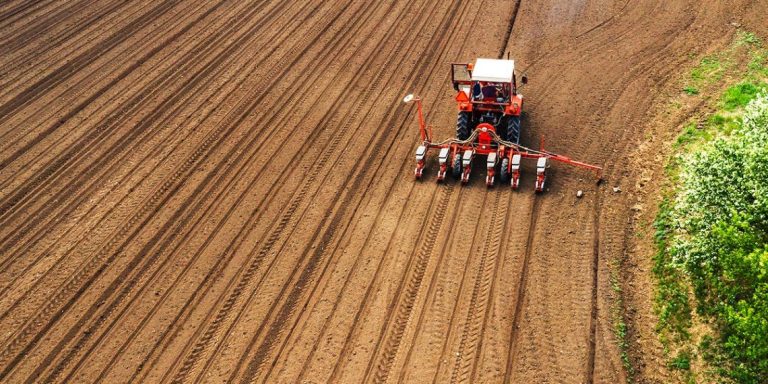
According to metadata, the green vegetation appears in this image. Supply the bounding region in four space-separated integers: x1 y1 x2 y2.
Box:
656 93 768 383
608 257 634 382
683 86 699 95
669 348 693 371
748 51 768 77
736 31 761 47
721 82 768 110
653 199 692 342
673 122 707 149
689 56 724 84
683 30 766 97
654 30 768 383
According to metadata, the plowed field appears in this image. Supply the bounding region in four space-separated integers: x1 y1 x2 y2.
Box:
0 1 764 383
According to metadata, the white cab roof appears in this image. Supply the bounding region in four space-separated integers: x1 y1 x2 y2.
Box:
471 58 514 83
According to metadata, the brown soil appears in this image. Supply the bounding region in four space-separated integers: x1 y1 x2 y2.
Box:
0 1 765 383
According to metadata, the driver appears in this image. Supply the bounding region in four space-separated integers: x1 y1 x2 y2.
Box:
472 81 483 100
481 83 497 99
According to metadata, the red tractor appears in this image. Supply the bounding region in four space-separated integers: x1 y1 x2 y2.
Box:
406 58 601 192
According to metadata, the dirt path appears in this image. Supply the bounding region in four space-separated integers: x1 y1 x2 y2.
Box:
0 0 764 383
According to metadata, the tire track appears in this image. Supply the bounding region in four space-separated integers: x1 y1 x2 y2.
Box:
564 14 701 378
285 25 470 378
0 0 149 101
356 9 471 384
511 9 698 379
0 0 56 26
318 185 449 383
0 1 328 377
237 1 475 382
448 189 508 384
0 0 194 146
373 185 456 384
498 0 523 58
285 153 422 383
26 1 334 380
174 4 410 383
574 9 704 382
161 1 442 380
402 186 484 384
469 189 517 383
503 195 541 382
0 0 187 127
89 3 388 381
307 4 485 383
158 10 390 383
423 181 494 384
0 0 275 303
0 0 119 57
0 0 271 270
585 189 602 384
390 3 503 378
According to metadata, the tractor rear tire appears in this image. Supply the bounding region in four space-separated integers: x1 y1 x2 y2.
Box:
496 117 508 141
456 111 470 140
452 153 462 179
506 115 521 144
499 157 509 183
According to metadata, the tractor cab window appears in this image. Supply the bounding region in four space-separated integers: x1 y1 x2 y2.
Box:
496 83 510 100
481 83 498 99
473 82 508 101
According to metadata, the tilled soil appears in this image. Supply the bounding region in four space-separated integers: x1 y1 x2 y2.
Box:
0 1 764 383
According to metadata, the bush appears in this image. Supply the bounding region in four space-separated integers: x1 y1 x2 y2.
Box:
669 93 768 382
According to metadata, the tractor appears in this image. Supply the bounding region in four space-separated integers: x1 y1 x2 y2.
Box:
405 58 601 192
451 58 524 145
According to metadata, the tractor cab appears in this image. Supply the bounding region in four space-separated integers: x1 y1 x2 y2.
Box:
451 58 525 143
452 58 517 104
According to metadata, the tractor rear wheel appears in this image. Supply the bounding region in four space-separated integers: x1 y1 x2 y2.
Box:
496 117 508 141
456 111 470 140
452 153 462 179
506 115 521 143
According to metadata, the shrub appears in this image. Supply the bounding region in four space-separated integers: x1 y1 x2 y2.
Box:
669 93 768 382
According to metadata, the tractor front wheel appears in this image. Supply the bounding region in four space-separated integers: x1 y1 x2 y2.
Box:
499 157 509 183
452 153 462 179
